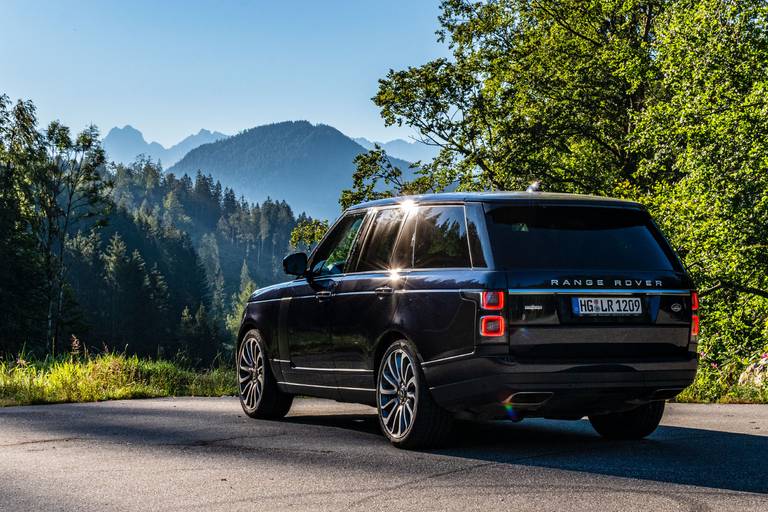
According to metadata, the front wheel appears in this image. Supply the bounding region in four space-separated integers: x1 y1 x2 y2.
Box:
376 340 453 449
238 330 293 419
589 401 665 440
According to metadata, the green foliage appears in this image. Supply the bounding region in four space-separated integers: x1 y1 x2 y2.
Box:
0 352 236 406
0 94 112 356
339 145 430 210
290 216 329 251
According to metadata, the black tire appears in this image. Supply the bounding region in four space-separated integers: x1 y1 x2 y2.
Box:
237 330 293 419
376 339 454 449
589 401 665 440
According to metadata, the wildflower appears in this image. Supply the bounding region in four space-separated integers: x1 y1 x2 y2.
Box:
710 362 718 369
761 353 768 360
699 351 706 358
15 357 28 368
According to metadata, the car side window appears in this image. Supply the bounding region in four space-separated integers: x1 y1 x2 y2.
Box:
310 213 365 277
413 206 471 268
356 208 406 272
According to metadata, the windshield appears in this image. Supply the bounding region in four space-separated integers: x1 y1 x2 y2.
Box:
485 205 677 271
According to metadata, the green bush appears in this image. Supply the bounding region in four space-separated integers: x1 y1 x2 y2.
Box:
0 353 236 406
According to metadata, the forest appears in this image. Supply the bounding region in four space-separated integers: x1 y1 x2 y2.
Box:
0 97 312 365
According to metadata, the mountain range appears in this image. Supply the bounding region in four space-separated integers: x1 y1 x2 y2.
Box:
103 125 228 167
353 137 440 164
103 122 428 220
168 121 411 220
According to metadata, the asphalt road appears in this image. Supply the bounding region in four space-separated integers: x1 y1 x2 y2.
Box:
1 398 766 511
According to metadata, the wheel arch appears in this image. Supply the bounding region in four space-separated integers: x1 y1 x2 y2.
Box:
371 329 421 380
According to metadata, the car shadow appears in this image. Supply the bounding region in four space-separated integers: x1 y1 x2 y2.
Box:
286 412 768 494
2 400 766 495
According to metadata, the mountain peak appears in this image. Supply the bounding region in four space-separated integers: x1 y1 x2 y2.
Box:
168 121 412 219
103 126 228 167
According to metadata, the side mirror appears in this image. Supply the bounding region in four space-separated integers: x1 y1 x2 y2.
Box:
283 252 308 277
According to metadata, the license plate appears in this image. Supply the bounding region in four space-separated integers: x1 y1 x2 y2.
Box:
572 297 642 316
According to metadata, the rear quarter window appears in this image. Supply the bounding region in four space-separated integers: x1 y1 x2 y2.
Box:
485 205 677 271
413 205 471 269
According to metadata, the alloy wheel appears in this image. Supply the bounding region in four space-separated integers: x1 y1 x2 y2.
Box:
378 348 418 438
238 337 264 411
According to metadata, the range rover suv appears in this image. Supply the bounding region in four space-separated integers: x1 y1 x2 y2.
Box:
236 192 698 448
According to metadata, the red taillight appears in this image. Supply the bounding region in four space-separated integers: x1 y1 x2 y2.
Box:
480 315 506 337
481 291 505 310
691 291 699 336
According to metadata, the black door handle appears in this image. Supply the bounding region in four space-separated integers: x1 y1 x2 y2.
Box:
375 286 393 297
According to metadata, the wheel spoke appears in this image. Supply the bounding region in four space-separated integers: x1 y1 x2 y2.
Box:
381 396 397 410
241 380 252 401
244 341 253 366
382 370 398 389
247 380 257 407
387 357 399 386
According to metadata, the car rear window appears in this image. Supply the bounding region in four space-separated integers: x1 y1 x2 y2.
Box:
485 205 676 271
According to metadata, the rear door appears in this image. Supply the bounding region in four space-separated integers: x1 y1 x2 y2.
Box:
330 206 407 392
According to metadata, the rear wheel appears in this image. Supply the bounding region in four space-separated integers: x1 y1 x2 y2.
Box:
589 401 665 440
376 339 453 449
238 330 293 419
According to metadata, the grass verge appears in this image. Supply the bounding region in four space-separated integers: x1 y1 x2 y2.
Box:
0 354 236 407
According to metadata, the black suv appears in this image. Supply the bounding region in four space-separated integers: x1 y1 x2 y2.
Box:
236 192 698 448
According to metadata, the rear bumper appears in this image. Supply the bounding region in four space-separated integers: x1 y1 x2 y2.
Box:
423 353 698 419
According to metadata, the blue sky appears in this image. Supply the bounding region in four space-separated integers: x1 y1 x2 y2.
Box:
1 0 446 146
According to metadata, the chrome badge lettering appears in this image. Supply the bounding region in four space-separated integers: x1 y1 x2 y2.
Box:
551 278 662 288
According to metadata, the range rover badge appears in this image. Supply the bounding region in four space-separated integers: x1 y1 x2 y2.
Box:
671 303 682 313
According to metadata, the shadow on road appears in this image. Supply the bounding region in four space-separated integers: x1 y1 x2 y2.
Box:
284 411 768 494
2 400 766 495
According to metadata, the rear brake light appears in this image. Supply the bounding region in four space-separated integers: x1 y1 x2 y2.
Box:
691 291 699 336
481 291 505 310
480 315 506 336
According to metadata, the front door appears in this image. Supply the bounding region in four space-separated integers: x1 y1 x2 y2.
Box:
283 212 366 387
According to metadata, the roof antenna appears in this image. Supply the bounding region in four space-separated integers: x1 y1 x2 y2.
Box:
526 180 541 193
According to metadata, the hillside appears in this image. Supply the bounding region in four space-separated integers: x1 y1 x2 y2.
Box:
103 126 228 167
168 121 411 220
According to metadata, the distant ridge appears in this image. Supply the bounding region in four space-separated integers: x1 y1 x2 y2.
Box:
169 121 411 220
103 126 228 167
353 137 439 164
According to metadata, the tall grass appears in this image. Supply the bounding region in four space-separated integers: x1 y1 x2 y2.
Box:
0 353 236 407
